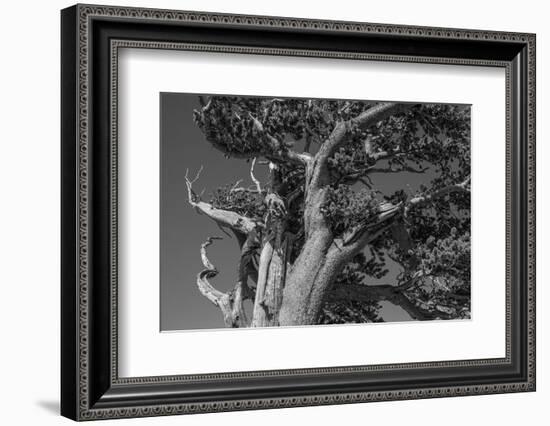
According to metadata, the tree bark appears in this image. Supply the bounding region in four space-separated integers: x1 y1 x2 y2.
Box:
278 227 344 326
251 164 289 327
196 237 249 327
251 218 288 326
275 103 411 326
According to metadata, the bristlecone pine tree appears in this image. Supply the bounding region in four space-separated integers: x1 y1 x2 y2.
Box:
184 96 471 327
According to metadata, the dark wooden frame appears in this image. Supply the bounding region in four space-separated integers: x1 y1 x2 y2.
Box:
61 4 536 421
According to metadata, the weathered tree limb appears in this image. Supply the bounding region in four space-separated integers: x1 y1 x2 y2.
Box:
185 168 257 234
249 158 263 194
351 102 411 131
251 233 274 326
231 233 260 326
237 232 259 298
338 201 403 254
197 237 226 303
196 237 237 326
230 282 249 327
196 236 252 327
405 176 471 216
251 169 289 327
261 224 288 324
369 150 422 163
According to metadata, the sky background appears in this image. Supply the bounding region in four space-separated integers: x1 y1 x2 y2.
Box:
160 93 470 331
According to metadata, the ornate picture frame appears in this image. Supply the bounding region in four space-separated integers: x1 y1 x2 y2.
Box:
61 4 535 421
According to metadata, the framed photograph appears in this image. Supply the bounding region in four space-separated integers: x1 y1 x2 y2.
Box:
61 4 536 421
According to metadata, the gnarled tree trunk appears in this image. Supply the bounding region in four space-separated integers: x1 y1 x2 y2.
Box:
278 229 345 326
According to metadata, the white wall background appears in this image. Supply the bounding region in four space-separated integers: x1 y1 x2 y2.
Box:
0 0 546 424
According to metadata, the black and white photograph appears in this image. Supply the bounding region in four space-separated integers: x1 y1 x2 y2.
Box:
160 93 472 330
0 0 544 423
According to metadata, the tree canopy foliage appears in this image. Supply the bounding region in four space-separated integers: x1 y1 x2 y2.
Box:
185 95 471 327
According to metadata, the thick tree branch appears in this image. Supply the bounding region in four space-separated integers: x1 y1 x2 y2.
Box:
337 162 428 187
405 176 471 216
327 282 444 321
369 150 422 163
321 103 407 160
196 237 236 326
185 168 257 234
197 237 226 304
248 113 313 166
229 185 262 195
337 201 403 255
351 103 410 131
197 236 251 327
310 103 410 190
367 164 429 175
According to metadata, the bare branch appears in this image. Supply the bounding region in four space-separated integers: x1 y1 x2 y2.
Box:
367 164 429 175
197 237 228 306
405 176 471 216
230 187 262 195
185 168 257 234
250 158 263 194
184 166 204 203
230 179 244 192
196 236 250 327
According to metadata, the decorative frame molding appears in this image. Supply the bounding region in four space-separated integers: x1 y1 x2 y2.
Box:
61 4 535 421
